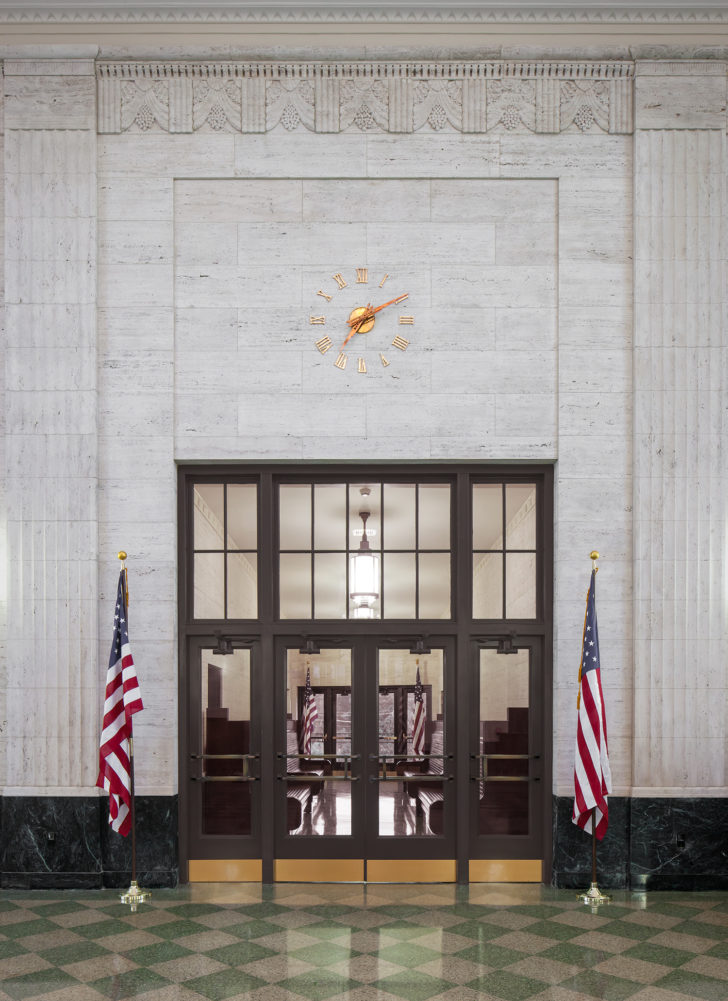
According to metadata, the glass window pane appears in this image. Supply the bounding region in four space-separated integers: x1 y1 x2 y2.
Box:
201 648 252 836
479 648 529 836
314 484 346 550
506 484 536 550
194 484 225 550
473 484 503 550
418 484 450 549
382 553 416 618
506 552 537 618
227 553 257 618
418 553 451 619
378 649 444 837
314 552 346 619
227 484 257 550
473 551 503 618
280 485 311 551
286 649 351 836
349 483 381 551
383 483 416 550
194 552 224 618
279 553 311 619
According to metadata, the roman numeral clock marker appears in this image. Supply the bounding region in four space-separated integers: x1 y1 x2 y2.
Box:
308 268 413 376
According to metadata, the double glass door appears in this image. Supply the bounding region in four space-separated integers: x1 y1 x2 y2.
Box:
276 639 454 879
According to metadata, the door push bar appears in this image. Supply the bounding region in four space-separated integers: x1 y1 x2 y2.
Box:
276 752 361 782
470 753 541 783
189 752 260 782
368 752 453 783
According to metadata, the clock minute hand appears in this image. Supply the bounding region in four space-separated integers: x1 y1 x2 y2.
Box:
345 293 409 327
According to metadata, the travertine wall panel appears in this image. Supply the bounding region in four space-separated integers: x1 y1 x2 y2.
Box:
3 61 99 793
632 63 727 796
552 133 634 795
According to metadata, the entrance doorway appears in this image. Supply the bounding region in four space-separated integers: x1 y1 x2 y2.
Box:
179 465 553 883
275 640 454 881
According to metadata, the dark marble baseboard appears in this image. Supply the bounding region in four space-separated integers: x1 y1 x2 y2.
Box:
552 795 728 890
0 795 178 889
3 793 725 889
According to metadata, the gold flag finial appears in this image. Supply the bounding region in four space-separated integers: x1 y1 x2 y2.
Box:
117 552 129 606
590 551 599 571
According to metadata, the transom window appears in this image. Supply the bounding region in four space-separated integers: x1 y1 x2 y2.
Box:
189 472 542 622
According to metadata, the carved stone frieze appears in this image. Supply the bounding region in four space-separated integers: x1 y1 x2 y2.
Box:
97 60 636 135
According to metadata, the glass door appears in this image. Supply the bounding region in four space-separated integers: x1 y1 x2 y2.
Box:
274 644 364 880
185 639 261 879
274 639 455 880
470 641 545 880
365 644 455 879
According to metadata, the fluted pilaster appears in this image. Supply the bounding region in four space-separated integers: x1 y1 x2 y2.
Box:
3 60 98 792
633 95 727 791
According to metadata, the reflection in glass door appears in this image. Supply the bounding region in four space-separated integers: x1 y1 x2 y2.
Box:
375 649 446 839
186 643 260 880
284 649 355 839
471 643 544 881
275 641 455 879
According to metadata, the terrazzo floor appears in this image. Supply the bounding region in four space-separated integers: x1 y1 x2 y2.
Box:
1 882 727 1001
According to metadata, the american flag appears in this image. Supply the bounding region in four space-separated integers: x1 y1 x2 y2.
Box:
96 571 144 836
412 666 425 756
301 667 319 755
573 569 611 840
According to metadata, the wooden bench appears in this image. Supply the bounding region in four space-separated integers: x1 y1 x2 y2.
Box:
401 727 445 836
285 727 332 831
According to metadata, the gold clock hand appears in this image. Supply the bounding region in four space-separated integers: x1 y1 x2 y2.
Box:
345 293 408 327
341 310 370 348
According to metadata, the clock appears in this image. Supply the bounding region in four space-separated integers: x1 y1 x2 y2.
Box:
309 268 413 374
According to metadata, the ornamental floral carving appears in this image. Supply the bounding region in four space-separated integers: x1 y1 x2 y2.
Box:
413 81 463 132
560 80 610 132
340 79 389 132
120 79 169 132
193 78 242 132
267 79 315 132
486 79 536 132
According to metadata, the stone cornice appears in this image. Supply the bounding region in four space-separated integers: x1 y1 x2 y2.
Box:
96 58 636 134
2 4 728 27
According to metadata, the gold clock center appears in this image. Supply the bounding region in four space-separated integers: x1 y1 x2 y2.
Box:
348 306 376 334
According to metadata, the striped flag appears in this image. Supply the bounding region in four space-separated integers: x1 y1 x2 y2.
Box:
412 667 425 756
301 667 319 755
96 571 144 836
573 569 611 839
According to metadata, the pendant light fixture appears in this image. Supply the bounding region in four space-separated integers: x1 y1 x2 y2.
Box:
350 487 380 618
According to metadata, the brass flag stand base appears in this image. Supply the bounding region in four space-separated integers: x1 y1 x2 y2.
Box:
120 880 151 913
578 803 610 909
578 882 611 907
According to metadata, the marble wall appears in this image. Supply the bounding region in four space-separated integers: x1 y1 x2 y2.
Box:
1 53 726 885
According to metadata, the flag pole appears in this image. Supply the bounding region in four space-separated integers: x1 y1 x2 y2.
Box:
117 552 151 913
578 551 610 908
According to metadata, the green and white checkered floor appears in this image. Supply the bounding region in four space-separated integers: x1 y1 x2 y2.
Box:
1 883 727 1001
